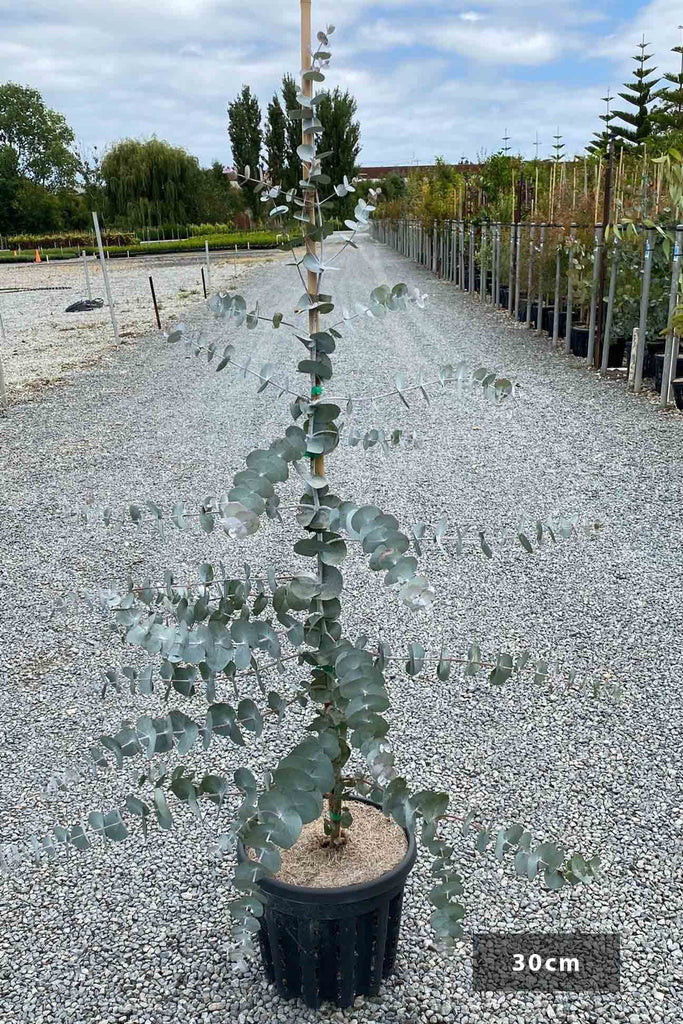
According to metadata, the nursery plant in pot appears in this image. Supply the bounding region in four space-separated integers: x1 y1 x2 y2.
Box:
1 5 602 1012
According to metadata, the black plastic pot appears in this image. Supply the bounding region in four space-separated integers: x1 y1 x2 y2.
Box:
546 310 568 338
498 285 509 308
516 295 529 321
644 340 666 378
570 325 589 357
607 336 626 369
237 797 417 1009
672 378 683 410
654 352 683 392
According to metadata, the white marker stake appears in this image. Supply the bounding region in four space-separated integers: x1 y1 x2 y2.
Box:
92 212 119 347
234 243 238 284
0 305 8 412
204 240 212 294
82 250 92 299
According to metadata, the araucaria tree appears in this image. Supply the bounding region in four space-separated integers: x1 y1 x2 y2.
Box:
612 36 659 147
1 12 602 1012
228 85 263 212
652 41 683 134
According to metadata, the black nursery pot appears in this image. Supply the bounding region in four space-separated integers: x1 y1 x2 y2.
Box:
237 797 417 1010
655 352 683 392
672 378 683 411
547 310 567 337
570 325 589 357
498 284 509 307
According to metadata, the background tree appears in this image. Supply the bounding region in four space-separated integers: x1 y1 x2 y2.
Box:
0 83 79 188
100 138 203 230
0 145 20 234
652 42 683 134
587 91 618 156
197 161 246 223
264 94 286 185
227 85 263 214
612 38 659 147
316 87 361 218
280 73 302 191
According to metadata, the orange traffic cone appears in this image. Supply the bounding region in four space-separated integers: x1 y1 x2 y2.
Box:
34 249 41 263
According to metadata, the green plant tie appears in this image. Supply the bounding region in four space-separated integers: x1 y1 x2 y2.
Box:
311 385 323 396
329 810 342 822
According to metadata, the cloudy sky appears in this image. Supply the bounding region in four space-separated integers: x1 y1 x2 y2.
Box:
1 0 681 170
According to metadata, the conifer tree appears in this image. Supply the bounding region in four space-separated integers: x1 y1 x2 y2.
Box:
611 37 659 147
587 91 617 156
264 93 286 185
652 41 683 134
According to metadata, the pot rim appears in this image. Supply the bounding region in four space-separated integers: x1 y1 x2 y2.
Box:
237 795 417 904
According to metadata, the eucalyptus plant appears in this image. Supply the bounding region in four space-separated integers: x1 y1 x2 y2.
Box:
1 23 602 964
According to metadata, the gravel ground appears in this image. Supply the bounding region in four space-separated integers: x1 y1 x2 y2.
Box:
1 233 682 1024
0 251 281 396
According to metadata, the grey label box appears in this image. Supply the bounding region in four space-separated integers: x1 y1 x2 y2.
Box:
472 933 620 992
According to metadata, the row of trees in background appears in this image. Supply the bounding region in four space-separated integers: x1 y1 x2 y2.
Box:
227 75 361 219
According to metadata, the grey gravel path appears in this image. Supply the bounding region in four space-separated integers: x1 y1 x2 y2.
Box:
1 234 682 1024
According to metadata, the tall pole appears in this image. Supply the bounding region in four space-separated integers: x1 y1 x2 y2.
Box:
661 225 683 406
301 0 323 479
587 223 603 365
82 250 92 299
0 305 8 413
565 224 576 355
634 228 655 393
204 239 212 294
595 139 614 369
601 238 620 373
92 212 119 347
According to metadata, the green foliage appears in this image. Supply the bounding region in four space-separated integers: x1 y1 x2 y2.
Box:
0 82 79 188
612 37 660 147
100 138 203 229
228 85 263 211
265 94 287 185
652 45 683 134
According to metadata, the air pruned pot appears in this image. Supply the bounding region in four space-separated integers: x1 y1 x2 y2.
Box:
2 6 603 1011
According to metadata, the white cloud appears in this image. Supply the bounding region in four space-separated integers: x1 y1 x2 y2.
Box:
426 23 560 64
459 12 484 22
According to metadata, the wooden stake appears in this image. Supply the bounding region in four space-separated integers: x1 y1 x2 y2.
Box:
149 276 161 329
0 304 8 413
300 0 323 478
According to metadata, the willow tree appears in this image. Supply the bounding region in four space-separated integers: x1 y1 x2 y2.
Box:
100 138 203 229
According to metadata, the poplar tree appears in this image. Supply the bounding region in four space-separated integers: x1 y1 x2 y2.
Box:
281 73 302 192
227 85 263 211
264 94 287 184
611 37 659 147
316 88 361 218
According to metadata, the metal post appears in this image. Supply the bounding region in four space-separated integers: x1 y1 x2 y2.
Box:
552 234 561 345
595 139 614 368
92 211 119 347
514 223 522 319
536 224 546 332
82 250 92 299
601 238 621 373
201 267 207 299
587 224 603 364
451 221 457 283
480 224 487 302
495 222 502 307
0 305 8 413
565 225 576 355
525 224 535 326
661 225 683 406
634 228 655 393
459 222 465 289
508 224 515 314
149 276 161 330
469 225 475 294
205 239 212 294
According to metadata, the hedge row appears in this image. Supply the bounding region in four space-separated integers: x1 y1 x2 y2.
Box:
0 232 283 263
7 231 137 249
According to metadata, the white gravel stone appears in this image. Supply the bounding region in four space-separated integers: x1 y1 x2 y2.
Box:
0 234 681 1023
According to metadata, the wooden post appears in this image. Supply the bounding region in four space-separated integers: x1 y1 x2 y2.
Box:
149 276 161 330
201 267 207 299
300 0 324 479
92 212 119 347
